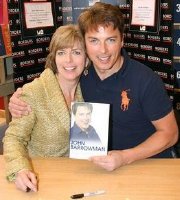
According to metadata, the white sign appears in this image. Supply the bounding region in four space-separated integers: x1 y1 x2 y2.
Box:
24 2 54 29
131 0 156 26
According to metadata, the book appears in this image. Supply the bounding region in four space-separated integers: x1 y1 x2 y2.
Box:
0 0 3 24
0 29 6 56
2 0 9 24
0 56 6 84
0 24 12 56
0 55 13 84
0 0 9 25
69 102 110 159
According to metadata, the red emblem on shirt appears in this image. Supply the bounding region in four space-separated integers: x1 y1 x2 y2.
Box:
121 90 130 111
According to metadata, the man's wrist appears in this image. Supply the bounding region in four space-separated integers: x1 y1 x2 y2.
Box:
121 149 136 165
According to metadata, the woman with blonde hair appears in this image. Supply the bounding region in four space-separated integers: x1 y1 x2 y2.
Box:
3 24 88 192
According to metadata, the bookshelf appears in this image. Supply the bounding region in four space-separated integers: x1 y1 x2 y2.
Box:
0 0 14 124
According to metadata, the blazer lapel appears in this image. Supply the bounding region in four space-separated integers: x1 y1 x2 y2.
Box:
41 69 70 132
40 68 84 133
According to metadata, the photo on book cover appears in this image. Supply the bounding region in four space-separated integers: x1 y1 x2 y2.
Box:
69 102 110 159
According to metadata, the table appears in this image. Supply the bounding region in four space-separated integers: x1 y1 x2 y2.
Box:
0 156 180 200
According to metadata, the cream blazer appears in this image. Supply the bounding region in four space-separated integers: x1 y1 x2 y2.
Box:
3 68 83 180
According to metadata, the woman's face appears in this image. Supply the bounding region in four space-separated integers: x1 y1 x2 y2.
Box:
55 41 86 82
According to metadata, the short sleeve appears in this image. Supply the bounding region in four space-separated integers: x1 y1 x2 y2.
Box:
140 74 172 121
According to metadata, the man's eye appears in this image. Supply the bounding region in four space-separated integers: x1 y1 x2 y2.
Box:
108 38 116 43
89 39 98 44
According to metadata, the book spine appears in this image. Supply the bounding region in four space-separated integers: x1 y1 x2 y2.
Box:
2 0 9 24
0 26 6 56
0 56 5 84
0 0 3 24
1 24 12 55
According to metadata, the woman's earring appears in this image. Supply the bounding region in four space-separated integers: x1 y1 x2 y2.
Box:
83 68 88 76
84 58 90 76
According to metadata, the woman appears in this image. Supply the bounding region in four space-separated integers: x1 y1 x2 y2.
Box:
3 24 88 192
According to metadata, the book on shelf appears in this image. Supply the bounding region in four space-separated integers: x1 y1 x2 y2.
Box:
0 24 12 56
1 0 9 24
0 29 6 56
0 55 13 84
69 102 110 159
0 0 3 24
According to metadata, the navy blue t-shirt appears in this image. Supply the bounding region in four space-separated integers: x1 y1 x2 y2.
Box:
80 49 174 158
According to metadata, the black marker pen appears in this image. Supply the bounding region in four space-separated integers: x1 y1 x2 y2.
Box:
71 190 105 199
26 187 31 192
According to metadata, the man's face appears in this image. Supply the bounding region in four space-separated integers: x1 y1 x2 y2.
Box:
85 25 124 79
74 106 92 131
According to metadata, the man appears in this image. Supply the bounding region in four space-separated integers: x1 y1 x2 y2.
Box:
70 102 101 144
9 2 178 171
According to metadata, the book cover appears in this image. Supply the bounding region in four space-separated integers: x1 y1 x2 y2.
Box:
69 102 110 159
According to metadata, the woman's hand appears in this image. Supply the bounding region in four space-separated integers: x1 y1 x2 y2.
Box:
14 170 38 192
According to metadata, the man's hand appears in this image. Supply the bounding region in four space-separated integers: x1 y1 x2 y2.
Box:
9 88 31 118
15 170 38 192
89 150 127 171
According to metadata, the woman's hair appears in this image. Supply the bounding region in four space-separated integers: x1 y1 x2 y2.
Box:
78 2 124 39
45 24 86 73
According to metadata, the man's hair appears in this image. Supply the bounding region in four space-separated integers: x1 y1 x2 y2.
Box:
78 2 124 38
72 102 93 115
45 24 85 74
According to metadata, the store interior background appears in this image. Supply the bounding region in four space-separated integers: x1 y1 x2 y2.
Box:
0 0 180 155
